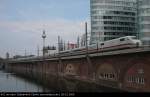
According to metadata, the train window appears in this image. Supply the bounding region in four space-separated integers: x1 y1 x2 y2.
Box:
120 38 125 41
101 43 104 45
131 37 137 39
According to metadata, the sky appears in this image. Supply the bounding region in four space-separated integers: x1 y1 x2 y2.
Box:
0 0 90 58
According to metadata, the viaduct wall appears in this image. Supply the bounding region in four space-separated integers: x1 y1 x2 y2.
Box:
5 50 150 92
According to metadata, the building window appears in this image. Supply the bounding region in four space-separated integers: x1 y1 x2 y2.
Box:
99 73 115 80
127 76 145 85
109 74 113 79
140 78 145 84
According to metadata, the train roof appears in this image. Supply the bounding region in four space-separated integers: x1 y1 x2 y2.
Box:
123 36 136 38
93 36 137 44
113 36 136 40
105 36 137 41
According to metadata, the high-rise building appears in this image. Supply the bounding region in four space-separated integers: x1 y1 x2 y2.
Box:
90 0 137 44
138 0 150 45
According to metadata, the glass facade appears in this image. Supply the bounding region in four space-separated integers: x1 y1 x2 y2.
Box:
90 0 137 44
138 0 150 45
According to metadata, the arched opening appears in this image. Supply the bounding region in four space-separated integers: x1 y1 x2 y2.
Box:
65 64 77 76
97 64 117 81
124 64 146 90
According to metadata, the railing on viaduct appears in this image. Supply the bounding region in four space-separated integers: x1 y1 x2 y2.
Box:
5 46 150 92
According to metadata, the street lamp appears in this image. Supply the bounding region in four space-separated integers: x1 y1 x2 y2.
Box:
42 30 46 57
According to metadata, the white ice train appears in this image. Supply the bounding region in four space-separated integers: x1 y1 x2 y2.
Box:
88 36 142 52
12 36 142 61
60 36 142 56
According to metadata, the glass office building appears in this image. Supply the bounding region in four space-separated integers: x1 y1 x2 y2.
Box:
90 0 137 44
138 0 150 45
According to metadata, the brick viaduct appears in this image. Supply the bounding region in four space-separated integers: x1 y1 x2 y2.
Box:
5 47 150 92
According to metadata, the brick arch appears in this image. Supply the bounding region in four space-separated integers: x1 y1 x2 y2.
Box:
119 54 150 79
64 64 77 76
123 63 150 92
96 64 118 81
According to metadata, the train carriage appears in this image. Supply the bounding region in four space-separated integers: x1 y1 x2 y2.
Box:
59 36 142 56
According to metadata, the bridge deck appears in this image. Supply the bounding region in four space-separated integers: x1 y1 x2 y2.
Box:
8 46 150 63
